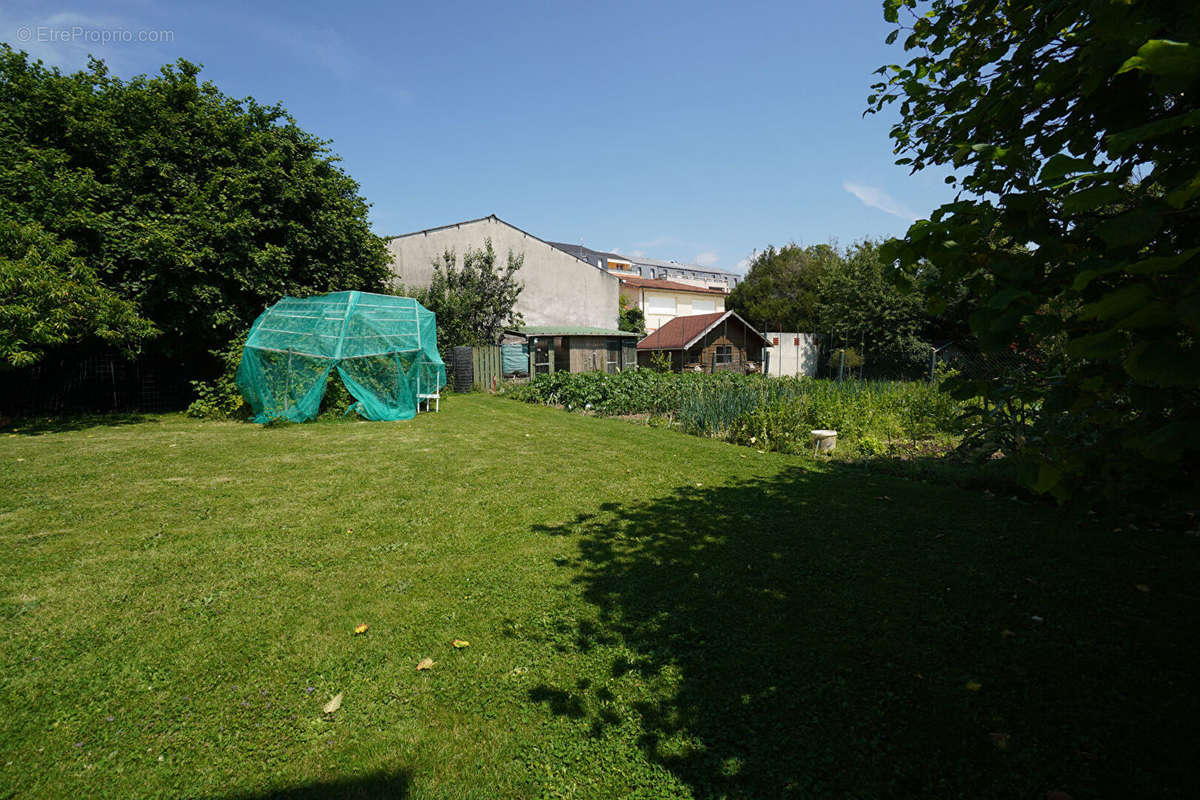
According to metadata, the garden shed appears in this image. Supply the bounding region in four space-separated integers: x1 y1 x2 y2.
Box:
636 311 768 373
236 291 446 423
504 327 640 374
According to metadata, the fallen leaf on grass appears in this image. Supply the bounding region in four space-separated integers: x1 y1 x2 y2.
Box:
1001 629 1016 638
1134 584 1151 593
323 693 343 714
452 639 470 649
989 732 1010 750
416 658 434 671
965 681 982 691
875 496 893 502
354 624 369 635
1046 792 1073 800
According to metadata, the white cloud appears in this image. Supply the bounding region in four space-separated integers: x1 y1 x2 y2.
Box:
842 181 919 223
734 258 750 273
694 251 719 267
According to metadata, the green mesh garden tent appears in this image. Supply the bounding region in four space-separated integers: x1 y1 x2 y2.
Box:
236 291 446 423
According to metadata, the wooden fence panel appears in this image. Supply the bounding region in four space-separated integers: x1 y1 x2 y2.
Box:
470 345 502 390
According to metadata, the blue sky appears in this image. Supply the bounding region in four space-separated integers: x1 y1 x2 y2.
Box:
1 0 955 273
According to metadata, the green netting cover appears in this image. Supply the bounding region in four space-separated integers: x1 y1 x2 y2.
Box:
236 291 446 423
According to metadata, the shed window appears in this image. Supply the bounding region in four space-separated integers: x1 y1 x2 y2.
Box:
715 345 733 364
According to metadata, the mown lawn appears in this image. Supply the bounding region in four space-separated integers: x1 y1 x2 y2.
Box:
1 395 1197 799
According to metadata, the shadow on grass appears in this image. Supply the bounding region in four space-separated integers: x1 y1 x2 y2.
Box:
211 771 408 799
530 465 1200 799
4 412 155 435
843 450 1029 498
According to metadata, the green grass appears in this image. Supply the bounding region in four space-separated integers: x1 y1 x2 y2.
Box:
1 395 1197 799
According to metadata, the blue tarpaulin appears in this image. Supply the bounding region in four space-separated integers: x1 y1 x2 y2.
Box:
502 343 529 375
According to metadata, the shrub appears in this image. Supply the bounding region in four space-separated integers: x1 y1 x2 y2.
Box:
187 335 249 419
649 351 673 372
828 347 865 371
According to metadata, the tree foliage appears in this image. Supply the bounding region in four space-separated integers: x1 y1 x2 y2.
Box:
618 294 647 334
732 241 935 377
0 46 389 366
871 0 1200 499
816 240 931 378
727 244 838 332
0 220 155 369
417 240 524 349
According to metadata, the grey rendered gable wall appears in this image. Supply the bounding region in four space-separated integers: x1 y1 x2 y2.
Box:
385 217 620 330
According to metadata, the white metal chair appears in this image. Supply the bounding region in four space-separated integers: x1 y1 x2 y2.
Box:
416 372 439 413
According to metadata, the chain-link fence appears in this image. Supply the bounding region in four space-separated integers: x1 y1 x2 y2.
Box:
813 334 929 381
930 343 1032 384
809 335 1033 384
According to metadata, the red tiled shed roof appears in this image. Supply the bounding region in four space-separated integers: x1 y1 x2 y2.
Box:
638 311 770 351
638 312 725 350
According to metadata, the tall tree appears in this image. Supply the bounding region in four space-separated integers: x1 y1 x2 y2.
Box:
0 220 155 370
727 244 838 332
0 47 389 366
816 240 930 378
417 240 524 350
870 0 1200 499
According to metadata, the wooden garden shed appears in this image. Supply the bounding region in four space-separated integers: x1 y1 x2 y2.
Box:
636 311 768 373
504 327 641 374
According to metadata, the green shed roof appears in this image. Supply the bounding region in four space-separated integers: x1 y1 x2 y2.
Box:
509 326 641 338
